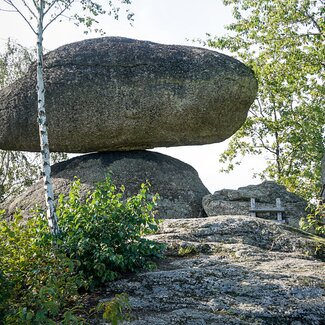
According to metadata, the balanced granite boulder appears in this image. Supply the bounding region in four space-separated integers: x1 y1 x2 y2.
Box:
0 37 257 152
202 181 308 228
2 151 210 219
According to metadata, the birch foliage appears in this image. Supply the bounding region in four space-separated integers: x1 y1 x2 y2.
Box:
207 0 325 202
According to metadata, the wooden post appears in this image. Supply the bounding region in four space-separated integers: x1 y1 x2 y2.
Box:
276 198 282 222
250 198 256 217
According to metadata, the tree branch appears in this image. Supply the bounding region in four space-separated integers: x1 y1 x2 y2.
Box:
272 106 282 175
257 97 266 118
44 0 59 16
43 0 74 31
0 7 17 12
305 12 323 35
255 131 277 155
286 141 304 176
3 0 37 34
21 0 37 19
298 32 322 37
249 109 260 118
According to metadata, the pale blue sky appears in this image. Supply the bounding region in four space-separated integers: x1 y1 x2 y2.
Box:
0 0 266 192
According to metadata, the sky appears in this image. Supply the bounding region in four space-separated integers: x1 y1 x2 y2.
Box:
0 0 267 193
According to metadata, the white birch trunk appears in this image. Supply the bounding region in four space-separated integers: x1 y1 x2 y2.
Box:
36 0 59 235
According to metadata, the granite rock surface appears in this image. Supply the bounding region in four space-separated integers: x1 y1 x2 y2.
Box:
99 215 325 324
2 151 209 219
0 37 257 152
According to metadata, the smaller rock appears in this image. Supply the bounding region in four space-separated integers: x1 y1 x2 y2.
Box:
202 181 308 228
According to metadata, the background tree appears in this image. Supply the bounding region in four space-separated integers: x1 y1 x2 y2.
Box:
0 40 36 202
0 39 67 203
0 0 133 234
206 0 324 203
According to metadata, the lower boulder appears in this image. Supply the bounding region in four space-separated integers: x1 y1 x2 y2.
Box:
202 181 308 228
4 150 209 219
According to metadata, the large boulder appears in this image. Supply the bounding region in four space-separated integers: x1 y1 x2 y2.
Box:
2 151 209 219
202 181 308 228
0 37 257 153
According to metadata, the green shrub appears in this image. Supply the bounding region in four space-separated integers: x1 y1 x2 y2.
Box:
96 293 131 325
0 211 84 324
300 204 325 237
56 176 165 285
0 176 164 323
0 269 11 323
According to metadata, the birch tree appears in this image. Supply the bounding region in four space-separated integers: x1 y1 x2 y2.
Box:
0 0 133 234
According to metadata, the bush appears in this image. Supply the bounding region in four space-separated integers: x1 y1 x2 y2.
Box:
95 293 131 325
0 176 164 323
0 269 11 323
0 212 83 324
300 203 325 237
57 176 164 285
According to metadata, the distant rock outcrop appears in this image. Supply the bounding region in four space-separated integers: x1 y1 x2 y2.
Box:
0 37 257 152
202 181 308 228
3 151 209 219
102 215 325 324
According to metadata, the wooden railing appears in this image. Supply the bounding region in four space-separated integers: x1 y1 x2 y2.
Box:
249 198 285 223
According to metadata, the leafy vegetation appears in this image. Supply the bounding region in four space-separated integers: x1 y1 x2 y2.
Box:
0 176 164 323
56 177 164 285
300 204 325 236
178 244 199 257
0 211 83 323
96 293 131 325
206 0 324 204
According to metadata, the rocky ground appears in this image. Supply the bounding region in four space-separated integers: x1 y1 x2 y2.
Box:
100 216 325 325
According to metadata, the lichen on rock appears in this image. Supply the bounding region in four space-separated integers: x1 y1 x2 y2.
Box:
0 37 257 153
101 216 325 324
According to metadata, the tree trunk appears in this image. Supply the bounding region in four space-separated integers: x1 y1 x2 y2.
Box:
272 107 282 177
321 152 325 202
36 0 59 235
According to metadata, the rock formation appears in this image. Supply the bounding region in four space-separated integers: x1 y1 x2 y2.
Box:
100 216 325 324
0 37 257 153
3 151 209 219
202 181 308 228
1 37 324 324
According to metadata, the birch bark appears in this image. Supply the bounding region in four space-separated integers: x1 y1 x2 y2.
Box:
36 0 59 235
